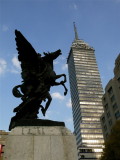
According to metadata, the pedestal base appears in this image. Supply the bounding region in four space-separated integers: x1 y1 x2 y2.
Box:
4 126 78 160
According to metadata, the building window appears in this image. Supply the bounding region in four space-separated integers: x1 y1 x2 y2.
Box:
107 112 111 118
102 116 105 123
79 149 92 153
81 155 85 159
104 125 107 131
117 77 120 82
109 119 112 126
108 87 113 95
115 110 120 119
105 133 109 139
104 103 108 110
103 97 106 102
112 103 118 110
111 129 113 133
110 95 115 103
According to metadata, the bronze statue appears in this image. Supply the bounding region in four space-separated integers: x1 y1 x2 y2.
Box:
9 30 68 130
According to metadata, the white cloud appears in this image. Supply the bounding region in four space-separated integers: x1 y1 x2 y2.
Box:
66 118 73 123
64 117 74 132
62 64 68 70
69 3 78 10
11 56 21 74
53 61 59 65
51 92 64 100
10 68 20 74
66 99 72 108
73 3 78 10
2 25 9 32
0 59 7 75
12 56 21 69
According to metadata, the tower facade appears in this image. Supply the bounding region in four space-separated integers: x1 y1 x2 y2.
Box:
67 24 104 160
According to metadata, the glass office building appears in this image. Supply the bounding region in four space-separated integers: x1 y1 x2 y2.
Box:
67 24 104 159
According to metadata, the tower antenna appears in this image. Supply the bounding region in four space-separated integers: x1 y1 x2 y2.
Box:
73 22 79 40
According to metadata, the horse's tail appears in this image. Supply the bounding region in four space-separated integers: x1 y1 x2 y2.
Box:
12 85 23 98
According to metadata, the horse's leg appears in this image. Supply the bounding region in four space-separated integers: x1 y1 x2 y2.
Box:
55 74 67 83
53 81 68 96
61 83 68 96
41 92 52 116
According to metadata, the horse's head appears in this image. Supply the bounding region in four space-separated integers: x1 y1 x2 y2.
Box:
43 49 62 62
51 49 62 59
55 49 62 56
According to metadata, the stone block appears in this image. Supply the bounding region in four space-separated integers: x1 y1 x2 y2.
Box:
3 126 78 160
34 136 50 160
9 127 23 135
4 136 33 160
50 136 65 160
42 126 61 135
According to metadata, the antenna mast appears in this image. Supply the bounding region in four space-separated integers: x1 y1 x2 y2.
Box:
73 22 79 40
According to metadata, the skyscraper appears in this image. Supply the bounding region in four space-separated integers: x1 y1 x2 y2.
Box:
67 23 104 160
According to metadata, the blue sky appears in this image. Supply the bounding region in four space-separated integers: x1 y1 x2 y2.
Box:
0 0 120 132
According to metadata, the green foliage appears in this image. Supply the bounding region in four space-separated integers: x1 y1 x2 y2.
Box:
100 120 120 160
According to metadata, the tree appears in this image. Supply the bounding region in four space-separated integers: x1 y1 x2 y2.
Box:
100 120 120 160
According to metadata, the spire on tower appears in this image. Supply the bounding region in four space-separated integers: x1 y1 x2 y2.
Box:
73 22 79 40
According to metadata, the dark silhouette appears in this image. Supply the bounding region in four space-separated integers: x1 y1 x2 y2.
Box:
9 30 68 131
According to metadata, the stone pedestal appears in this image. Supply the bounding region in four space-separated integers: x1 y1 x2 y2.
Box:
3 126 78 160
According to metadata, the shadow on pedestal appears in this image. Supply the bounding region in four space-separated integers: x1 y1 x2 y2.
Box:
9 119 65 131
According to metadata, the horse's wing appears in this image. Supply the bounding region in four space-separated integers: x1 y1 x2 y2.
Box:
15 30 39 70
